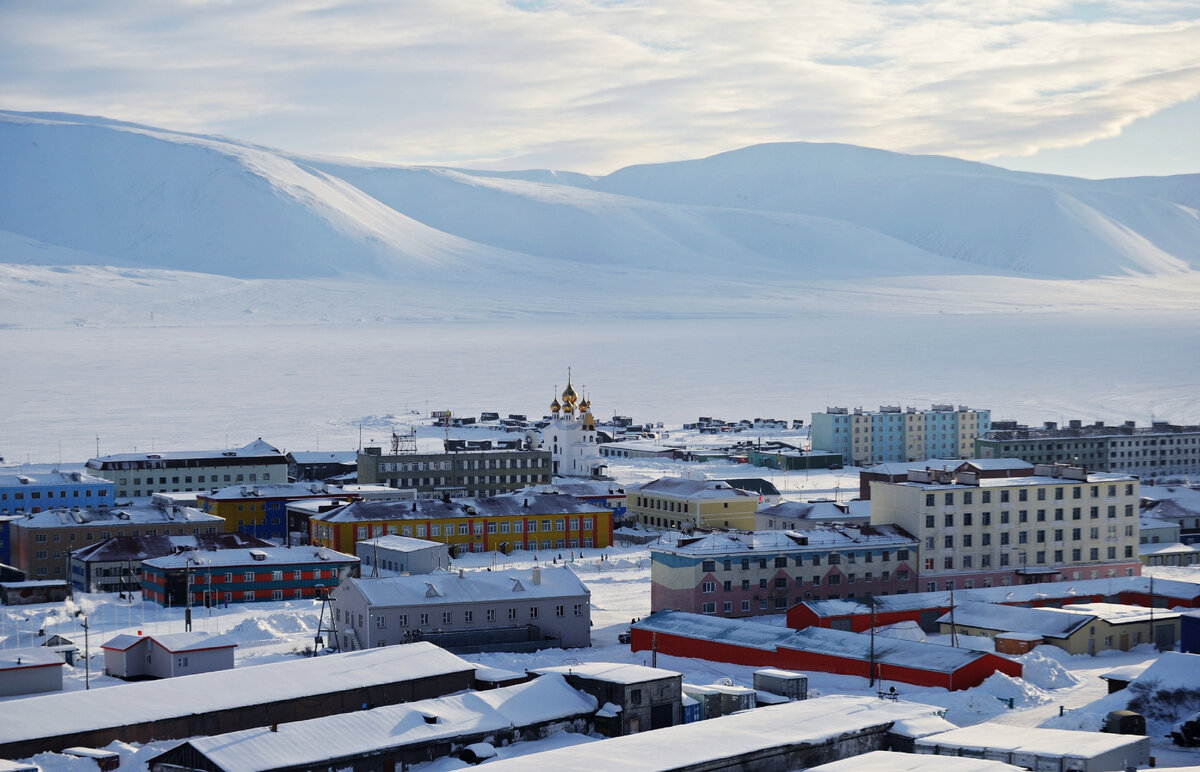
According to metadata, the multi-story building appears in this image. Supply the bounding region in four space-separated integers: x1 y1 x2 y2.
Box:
309 493 614 555
812 405 991 467
650 525 918 617
332 565 590 651
628 478 758 531
197 482 357 541
0 471 114 516
70 532 274 593
86 439 287 499
870 463 1141 592
357 448 551 498
6 505 224 580
141 545 359 606
976 420 1200 480
285 451 358 483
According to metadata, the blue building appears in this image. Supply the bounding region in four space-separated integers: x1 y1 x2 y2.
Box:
0 471 115 564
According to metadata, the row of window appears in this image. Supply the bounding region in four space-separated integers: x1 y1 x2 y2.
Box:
926 566 1136 591
353 517 595 540
701 570 908 593
925 504 1135 528
343 602 587 629
924 544 1134 571
32 525 216 543
118 472 270 486
699 550 910 573
924 484 1132 507
0 488 107 500
926 524 1133 550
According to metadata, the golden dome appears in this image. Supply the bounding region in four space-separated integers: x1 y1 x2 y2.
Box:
550 392 561 413
561 381 578 406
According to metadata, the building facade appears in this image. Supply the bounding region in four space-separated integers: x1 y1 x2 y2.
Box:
651 526 918 617
976 420 1200 480
0 471 114 516
141 546 359 606
7 505 224 580
332 565 590 651
628 478 759 531
535 375 607 477
812 405 991 467
309 493 614 555
70 533 274 593
86 439 287 499
101 632 236 679
197 482 353 541
357 448 551 498
356 535 450 575
870 463 1142 592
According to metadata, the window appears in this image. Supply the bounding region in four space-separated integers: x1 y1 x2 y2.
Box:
702 581 715 593
702 602 716 613
243 571 254 582
486 609 496 622
420 613 429 625
702 560 716 572
443 611 453 624
774 577 788 589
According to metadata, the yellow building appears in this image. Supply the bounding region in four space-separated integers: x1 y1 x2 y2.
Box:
308 493 613 556
628 477 758 531
939 600 1179 655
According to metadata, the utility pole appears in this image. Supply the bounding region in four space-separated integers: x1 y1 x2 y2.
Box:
868 596 877 687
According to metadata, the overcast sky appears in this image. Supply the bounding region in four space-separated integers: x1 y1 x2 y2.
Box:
2 0 1199 177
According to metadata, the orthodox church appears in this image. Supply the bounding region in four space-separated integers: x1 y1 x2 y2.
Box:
536 372 607 479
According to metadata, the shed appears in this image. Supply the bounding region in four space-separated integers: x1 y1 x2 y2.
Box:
532 662 682 736
681 684 723 721
808 750 1025 771
753 667 808 700
356 535 450 575
0 647 65 697
62 747 121 771
915 724 1149 771
101 632 236 680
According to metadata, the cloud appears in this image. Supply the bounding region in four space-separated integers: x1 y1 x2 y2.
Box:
1 0 1198 172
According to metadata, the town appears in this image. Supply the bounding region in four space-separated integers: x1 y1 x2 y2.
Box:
3 380 1200 771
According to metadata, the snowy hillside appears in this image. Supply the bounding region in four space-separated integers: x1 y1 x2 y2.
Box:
2 110 1198 286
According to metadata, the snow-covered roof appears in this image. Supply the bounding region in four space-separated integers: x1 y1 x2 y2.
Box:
890 471 1133 491
1129 651 1200 687
934 602 1091 638
1059 601 1180 624
0 647 65 671
958 458 1036 472
0 470 111 488
87 438 284 465
757 500 854 521
798 573 1200 617
532 662 680 685
654 525 915 556
478 695 949 771
0 644 474 748
522 481 626 498
634 477 753 499
11 504 223 529
71 532 273 562
200 482 342 500
1099 662 1151 682
808 750 1024 772
287 451 357 464
865 459 959 476
152 673 596 772
144 545 357 570
358 535 446 553
917 724 1146 757
1140 541 1200 556
312 493 609 524
343 565 588 608
635 610 1002 674
101 632 236 653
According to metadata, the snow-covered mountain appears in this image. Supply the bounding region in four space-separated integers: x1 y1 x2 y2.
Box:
3 110 1198 286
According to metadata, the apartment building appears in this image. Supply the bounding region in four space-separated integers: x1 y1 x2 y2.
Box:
650 525 918 617
86 439 287 499
141 546 359 606
976 419 1200 480
0 471 114 516
309 493 614 555
6 505 224 579
871 463 1141 592
357 448 551 498
812 405 991 467
628 478 758 531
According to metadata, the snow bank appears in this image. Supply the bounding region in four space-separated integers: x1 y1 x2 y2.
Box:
1016 648 1081 690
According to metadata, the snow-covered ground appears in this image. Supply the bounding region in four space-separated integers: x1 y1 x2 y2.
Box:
7 531 1200 770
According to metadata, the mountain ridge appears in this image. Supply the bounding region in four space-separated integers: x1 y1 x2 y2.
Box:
2 109 1198 284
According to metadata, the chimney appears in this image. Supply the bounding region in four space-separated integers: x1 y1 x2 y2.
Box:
532 566 541 585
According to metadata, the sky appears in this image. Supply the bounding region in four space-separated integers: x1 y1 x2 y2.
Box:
1 0 1199 177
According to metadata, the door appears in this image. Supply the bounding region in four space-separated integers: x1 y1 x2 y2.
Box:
1157 624 1176 651
650 702 674 730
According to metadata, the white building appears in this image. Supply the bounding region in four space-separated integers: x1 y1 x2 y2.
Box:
101 632 236 680
333 565 591 651
533 374 606 478
356 535 450 575
86 438 287 499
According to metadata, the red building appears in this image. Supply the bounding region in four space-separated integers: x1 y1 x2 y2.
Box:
632 609 1021 691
